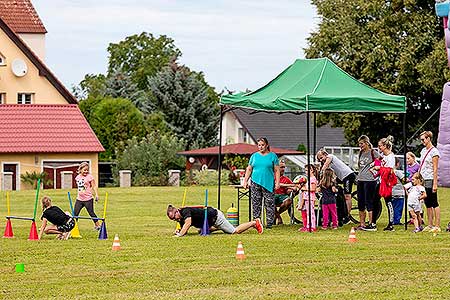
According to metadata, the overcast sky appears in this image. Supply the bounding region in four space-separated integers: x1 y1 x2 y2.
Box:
32 0 318 93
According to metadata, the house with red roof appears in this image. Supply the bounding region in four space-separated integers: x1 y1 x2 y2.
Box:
0 0 104 190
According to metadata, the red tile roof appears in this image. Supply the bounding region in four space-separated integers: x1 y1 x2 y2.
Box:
178 143 303 156
0 0 47 33
0 104 104 153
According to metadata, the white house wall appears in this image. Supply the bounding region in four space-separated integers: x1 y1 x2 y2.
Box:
222 112 255 145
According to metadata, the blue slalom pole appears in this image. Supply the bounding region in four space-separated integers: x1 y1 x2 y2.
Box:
201 189 210 236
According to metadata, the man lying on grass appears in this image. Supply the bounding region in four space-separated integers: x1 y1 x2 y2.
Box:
167 205 263 236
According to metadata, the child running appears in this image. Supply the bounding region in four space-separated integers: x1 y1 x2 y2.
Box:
404 173 426 233
38 196 75 240
74 162 101 230
318 169 339 230
297 164 317 232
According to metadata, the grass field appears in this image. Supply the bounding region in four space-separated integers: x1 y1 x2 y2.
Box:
1 186 450 300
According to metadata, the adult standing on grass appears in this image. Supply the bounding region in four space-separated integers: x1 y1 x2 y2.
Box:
243 137 280 228
418 131 441 233
74 162 101 230
316 149 356 224
166 205 263 236
356 135 380 231
371 135 396 232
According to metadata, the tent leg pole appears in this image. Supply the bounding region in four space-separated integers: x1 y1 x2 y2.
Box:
306 112 312 232
403 113 408 231
218 106 224 210
313 112 317 161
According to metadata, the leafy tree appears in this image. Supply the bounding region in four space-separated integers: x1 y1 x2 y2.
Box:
306 0 448 147
72 74 107 101
113 132 185 186
147 61 219 150
105 69 153 114
80 96 148 160
107 32 182 90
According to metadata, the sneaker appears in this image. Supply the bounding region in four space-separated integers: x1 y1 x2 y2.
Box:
342 217 351 225
255 218 263 234
361 223 377 232
413 227 422 233
383 225 395 231
355 225 365 231
321 227 328 230
431 226 441 233
299 227 308 232
293 218 302 225
422 225 433 232
332 226 338 230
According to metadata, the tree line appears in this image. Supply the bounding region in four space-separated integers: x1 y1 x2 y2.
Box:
76 1 446 184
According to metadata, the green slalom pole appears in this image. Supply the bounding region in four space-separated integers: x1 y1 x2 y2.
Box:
32 178 41 221
68 192 75 216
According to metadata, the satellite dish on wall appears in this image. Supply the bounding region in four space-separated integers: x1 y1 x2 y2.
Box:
11 59 28 77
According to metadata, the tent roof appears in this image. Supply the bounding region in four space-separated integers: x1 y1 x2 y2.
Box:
220 58 406 113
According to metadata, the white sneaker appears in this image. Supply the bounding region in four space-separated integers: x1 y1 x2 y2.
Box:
431 226 441 233
422 225 433 232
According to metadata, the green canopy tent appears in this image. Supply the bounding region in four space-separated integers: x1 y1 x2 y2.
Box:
220 57 405 112
218 57 408 228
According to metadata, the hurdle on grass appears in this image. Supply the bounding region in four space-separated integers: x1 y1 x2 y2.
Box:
68 191 109 240
3 178 41 240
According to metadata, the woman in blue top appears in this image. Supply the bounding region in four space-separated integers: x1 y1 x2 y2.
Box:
243 137 280 228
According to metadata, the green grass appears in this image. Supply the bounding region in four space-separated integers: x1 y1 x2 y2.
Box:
1 186 450 299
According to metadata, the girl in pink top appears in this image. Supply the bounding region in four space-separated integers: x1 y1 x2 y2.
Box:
74 162 101 230
297 164 317 232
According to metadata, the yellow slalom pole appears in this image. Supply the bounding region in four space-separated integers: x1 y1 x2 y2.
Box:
6 191 10 216
181 188 187 207
175 188 187 232
102 192 108 221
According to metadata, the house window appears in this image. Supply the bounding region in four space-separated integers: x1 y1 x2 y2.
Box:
17 93 33 104
238 128 248 143
0 93 5 104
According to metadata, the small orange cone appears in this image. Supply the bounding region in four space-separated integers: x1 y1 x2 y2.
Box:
235 241 246 260
112 234 121 251
348 227 357 243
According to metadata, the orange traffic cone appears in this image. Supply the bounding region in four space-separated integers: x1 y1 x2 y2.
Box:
112 234 121 251
28 221 39 241
3 219 14 238
236 241 246 260
348 227 357 243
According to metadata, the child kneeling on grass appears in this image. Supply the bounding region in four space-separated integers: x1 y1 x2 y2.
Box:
404 173 426 233
38 196 75 240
